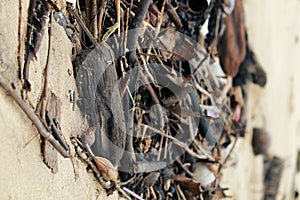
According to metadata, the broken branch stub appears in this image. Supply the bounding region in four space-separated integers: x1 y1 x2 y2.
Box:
0 74 70 158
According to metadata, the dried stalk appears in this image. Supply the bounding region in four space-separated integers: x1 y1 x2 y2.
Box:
193 139 216 161
97 0 108 36
176 184 187 200
91 0 98 38
217 135 238 173
145 0 166 62
137 49 155 86
46 112 69 151
186 54 209 82
0 74 70 158
41 11 53 119
85 0 91 29
194 81 212 100
127 0 152 64
176 159 195 177
115 0 121 35
68 7 97 46
139 71 164 129
122 8 130 58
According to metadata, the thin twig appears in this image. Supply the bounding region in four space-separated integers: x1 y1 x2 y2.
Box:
216 77 232 104
41 10 53 119
217 135 239 173
193 139 217 161
85 0 91 29
176 159 195 177
115 0 121 35
176 184 187 200
0 74 70 158
137 49 156 86
101 22 119 42
115 186 131 200
145 0 166 62
140 124 210 160
157 133 164 161
68 7 98 46
91 0 98 38
194 81 213 100
97 0 108 36
127 0 152 64
139 71 164 129
23 133 39 148
119 174 137 186
186 54 209 82
122 8 130 58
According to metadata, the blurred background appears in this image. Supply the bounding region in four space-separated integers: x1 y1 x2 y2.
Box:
221 0 300 199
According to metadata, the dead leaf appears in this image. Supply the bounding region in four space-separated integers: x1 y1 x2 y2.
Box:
93 156 118 182
174 175 202 197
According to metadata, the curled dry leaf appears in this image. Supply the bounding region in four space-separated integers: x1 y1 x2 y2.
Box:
174 175 202 197
84 143 118 182
93 156 119 183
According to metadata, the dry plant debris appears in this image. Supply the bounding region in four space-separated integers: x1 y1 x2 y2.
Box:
0 0 270 199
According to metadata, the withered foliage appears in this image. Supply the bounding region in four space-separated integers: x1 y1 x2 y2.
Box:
6 0 268 199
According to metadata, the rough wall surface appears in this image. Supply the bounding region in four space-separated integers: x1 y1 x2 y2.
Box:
0 0 117 199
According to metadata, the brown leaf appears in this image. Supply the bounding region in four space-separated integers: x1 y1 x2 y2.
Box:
42 91 61 173
93 156 118 182
174 175 202 197
217 0 247 76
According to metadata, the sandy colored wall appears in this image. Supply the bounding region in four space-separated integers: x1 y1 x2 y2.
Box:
221 0 300 199
0 0 118 199
244 0 300 199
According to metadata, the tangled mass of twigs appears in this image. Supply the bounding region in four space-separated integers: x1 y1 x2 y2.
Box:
0 0 269 199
